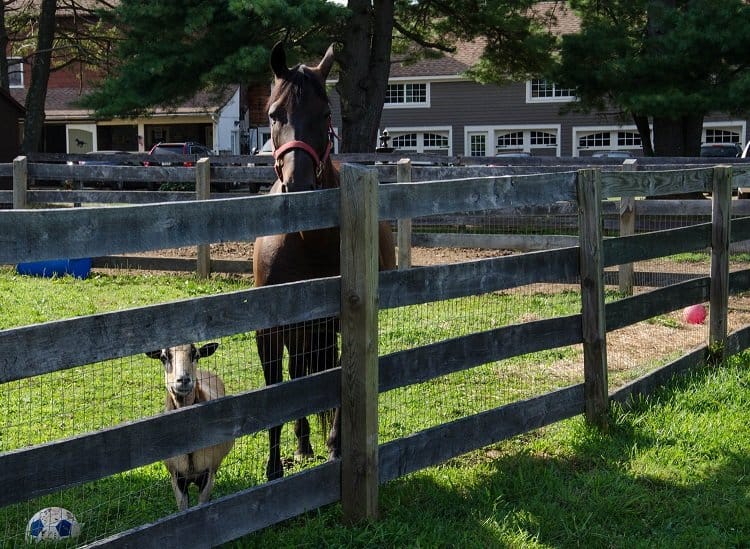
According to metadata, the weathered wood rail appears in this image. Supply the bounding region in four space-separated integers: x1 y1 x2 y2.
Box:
1 162 750 546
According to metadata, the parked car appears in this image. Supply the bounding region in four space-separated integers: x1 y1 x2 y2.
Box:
700 143 741 158
143 142 214 167
737 142 750 199
66 150 140 189
591 150 634 159
144 141 243 191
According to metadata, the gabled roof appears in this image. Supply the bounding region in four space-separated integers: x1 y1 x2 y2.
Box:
9 86 239 121
390 1 580 79
0 86 25 115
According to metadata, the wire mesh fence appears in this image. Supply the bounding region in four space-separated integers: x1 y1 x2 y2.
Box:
3 196 750 545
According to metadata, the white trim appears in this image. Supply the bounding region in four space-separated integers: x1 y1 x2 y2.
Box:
702 120 746 145
572 124 644 157
464 124 562 157
326 74 467 86
383 82 431 109
382 126 452 155
525 80 576 104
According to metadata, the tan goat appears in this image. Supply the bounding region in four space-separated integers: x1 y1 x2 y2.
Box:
146 343 234 511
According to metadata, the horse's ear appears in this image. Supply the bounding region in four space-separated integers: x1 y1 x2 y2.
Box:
316 43 335 80
145 350 163 360
270 41 289 79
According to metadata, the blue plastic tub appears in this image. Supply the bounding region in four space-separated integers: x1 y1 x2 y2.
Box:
16 258 92 279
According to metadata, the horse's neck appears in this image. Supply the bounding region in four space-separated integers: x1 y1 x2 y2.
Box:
321 160 339 189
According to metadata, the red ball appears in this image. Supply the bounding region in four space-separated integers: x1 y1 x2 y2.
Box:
683 304 707 325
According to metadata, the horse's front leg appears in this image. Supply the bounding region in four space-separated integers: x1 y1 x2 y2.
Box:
256 327 285 480
289 335 314 460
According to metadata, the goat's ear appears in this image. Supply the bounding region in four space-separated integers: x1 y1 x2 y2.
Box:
145 350 163 360
198 342 219 358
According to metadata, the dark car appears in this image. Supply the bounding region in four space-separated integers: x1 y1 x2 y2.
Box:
699 143 741 158
143 142 245 191
143 142 214 167
66 150 140 189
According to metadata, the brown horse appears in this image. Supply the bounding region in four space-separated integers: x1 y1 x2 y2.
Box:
253 42 396 480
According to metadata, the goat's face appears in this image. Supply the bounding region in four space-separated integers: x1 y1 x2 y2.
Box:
146 343 219 398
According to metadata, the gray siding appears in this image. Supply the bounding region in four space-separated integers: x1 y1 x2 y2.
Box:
330 79 749 156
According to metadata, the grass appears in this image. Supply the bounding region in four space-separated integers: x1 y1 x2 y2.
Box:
234 355 750 548
0 264 743 546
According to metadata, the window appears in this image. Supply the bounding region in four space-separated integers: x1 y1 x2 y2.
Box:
530 131 557 146
385 83 428 107
392 133 418 149
8 58 23 88
389 130 450 154
617 132 641 147
527 79 575 102
579 132 611 148
705 128 740 144
469 134 486 156
423 133 448 149
497 131 524 149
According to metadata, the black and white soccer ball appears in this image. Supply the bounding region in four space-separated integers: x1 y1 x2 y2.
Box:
25 507 81 543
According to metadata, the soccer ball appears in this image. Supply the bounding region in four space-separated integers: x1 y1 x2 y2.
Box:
25 507 81 543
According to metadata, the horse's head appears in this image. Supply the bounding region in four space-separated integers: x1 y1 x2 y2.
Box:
268 41 336 192
146 343 219 403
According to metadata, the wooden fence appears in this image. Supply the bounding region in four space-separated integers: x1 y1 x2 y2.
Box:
2 159 750 546
5 154 750 279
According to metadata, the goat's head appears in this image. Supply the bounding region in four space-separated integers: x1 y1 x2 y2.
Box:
146 343 219 401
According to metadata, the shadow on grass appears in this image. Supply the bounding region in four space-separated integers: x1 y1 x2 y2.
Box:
235 362 750 548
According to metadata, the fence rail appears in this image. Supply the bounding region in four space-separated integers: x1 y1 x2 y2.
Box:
1 159 749 546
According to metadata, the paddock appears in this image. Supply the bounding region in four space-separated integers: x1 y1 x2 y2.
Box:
1 156 750 546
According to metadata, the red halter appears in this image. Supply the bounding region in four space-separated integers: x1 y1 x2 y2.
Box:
272 120 336 188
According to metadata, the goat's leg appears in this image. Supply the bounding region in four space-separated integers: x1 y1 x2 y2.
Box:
256 327 285 480
197 471 216 506
171 472 189 512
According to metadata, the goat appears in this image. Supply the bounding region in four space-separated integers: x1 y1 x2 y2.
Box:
145 343 234 511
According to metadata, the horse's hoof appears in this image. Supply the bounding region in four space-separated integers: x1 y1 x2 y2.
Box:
294 450 315 462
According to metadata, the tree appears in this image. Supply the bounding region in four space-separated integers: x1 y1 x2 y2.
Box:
552 0 750 156
21 0 56 154
5 0 125 152
82 0 561 152
80 0 344 119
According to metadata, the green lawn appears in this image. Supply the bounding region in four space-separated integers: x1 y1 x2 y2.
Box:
0 265 746 547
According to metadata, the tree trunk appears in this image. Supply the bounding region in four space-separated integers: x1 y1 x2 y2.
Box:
336 0 394 153
653 114 703 156
632 114 654 156
0 1 9 91
21 0 57 154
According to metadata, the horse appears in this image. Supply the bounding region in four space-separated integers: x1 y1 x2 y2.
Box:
253 41 396 481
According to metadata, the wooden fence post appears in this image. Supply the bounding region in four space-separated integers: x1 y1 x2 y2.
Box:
618 159 637 295
13 156 28 209
397 159 412 269
709 165 732 356
339 163 380 522
196 157 211 278
577 168 609 430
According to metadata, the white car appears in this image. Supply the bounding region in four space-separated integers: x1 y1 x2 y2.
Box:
739 142 750 199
